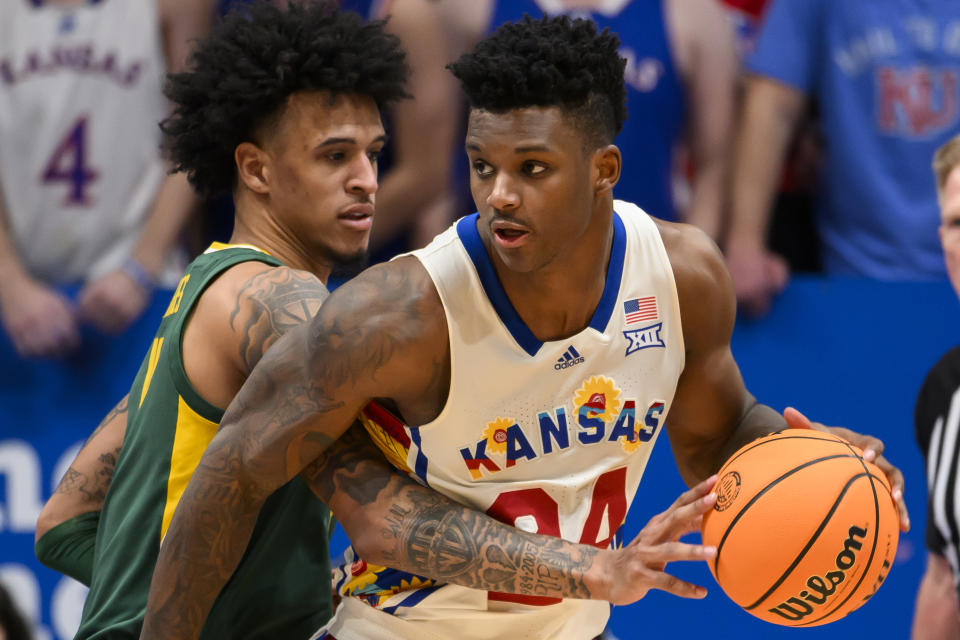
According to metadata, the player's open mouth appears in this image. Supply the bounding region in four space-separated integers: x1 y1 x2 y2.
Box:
493 227 529 248
491 217 531 248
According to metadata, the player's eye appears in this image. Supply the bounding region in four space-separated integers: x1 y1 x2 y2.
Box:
522 161 548 176
473 160 493 177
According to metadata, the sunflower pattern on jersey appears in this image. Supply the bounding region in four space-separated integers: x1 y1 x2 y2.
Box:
573 376 654 454
333 546 440 612
358 402 431 485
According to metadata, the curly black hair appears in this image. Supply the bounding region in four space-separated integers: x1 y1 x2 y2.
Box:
161 1 410 197
448 15 626 149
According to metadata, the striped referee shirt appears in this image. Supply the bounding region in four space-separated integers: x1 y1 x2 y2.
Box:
916 344 960 596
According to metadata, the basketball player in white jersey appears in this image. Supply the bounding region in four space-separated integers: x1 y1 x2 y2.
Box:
0 0 210 357
141 15 910 640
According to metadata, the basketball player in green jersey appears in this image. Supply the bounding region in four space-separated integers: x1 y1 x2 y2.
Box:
35 4 733 638
33 5 409 637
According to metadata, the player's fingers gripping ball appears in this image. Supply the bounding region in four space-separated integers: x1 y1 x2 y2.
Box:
701 429 899 627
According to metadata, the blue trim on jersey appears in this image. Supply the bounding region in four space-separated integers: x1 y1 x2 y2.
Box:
456 213 626 356
589 213 626 334
409 427 430 486
381 584 444 615
457 214 541 356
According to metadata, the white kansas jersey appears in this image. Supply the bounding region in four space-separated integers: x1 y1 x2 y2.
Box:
322 201 685 640
0 0 174 285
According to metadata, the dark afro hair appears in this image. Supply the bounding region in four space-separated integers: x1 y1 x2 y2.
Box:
161 1 410 197
448 15 627 149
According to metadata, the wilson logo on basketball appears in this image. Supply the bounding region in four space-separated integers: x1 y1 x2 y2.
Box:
768 525 867 622
703 430 900 626
714 471 741 512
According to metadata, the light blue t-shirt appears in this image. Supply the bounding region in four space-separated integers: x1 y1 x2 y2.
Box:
749 0 960 279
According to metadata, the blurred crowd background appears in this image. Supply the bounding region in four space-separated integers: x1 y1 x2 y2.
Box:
2 0 959 638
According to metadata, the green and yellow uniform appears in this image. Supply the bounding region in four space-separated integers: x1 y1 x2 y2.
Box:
76 244 333 639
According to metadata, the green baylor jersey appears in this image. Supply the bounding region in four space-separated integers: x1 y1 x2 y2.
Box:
77 243 333 640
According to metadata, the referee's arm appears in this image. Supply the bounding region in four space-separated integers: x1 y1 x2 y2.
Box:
912 551 960 639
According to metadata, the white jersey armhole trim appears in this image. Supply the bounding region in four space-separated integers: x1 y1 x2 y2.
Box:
407 233 464 434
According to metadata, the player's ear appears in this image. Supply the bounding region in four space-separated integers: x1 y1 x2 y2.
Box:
593 144 621 195
235 142 271 195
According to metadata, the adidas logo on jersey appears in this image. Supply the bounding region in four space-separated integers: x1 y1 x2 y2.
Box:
555 346 584 370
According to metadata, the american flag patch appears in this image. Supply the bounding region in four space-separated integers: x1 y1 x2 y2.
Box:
623 296 657 325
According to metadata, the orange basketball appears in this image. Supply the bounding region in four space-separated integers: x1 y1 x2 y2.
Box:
701 429 899 627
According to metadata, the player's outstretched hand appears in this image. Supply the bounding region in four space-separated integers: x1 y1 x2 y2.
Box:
783 406 910 532
594 475 718 605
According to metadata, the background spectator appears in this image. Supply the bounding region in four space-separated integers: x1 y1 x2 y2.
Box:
726 0 960 316
0 0 210 358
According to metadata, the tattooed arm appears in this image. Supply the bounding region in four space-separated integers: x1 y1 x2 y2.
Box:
307 425 597 600
142 258 448 639
309 424 717 605
34 395 127 584
181 262 330 409
36 395 127 543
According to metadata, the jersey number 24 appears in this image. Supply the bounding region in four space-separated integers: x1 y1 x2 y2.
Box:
486 467 627 606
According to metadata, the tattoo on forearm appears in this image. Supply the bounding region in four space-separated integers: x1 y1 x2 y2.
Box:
55 468 85 495
54 446 122 507
229 269 329 372
302 425 390 505
142 432 266 638
54 395 128 509
380 488 597 598
96 449 119 483
312 426 599 600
